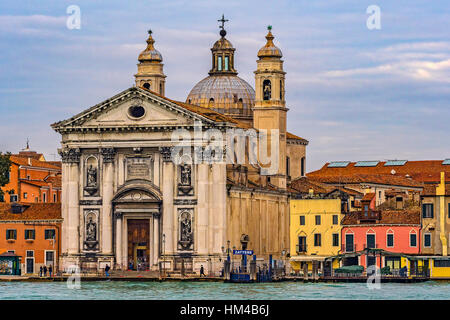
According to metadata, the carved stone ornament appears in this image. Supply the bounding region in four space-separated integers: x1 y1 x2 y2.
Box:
101 148 116 163
84 211 99 251
178 163 194 196
59 148 81 163
178 210 193 251
159 146 173 162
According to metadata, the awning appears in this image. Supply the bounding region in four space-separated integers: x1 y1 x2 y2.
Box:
290 256 328 262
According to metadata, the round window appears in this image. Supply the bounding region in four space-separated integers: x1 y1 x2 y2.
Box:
128 106 145 119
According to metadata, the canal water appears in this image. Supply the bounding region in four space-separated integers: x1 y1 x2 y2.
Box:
0 281 449 300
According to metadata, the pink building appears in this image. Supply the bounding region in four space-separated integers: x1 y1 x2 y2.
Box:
341 208 421 270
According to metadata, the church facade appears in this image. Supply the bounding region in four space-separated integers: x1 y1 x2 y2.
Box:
52 21 308 273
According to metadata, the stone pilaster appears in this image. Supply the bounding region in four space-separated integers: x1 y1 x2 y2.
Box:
101 148 115 255
161 151 174 256
59 148 81 256
197 163 209 255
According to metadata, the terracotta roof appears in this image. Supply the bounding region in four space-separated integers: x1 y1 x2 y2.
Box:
362 193 375 201
422 183 450 196
289 177 334 194
308 173 423 188
342 209 420 225
19 179 50 188
10 155 61 171
308 160 450 184
44 176 62 188
0 203 61 221
286 132 309 144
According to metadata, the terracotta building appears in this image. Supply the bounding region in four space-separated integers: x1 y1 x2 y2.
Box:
341 207 421 270
0 202 62 274
1 146 62 204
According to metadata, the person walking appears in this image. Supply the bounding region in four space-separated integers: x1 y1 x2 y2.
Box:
39 266 43 277
200 265 205 277
43 265 47 277
105 264 110 277
49 265 53 277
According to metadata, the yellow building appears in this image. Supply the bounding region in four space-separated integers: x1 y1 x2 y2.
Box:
290 198 343 273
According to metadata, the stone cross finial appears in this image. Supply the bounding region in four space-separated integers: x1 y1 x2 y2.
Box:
218 14 228 30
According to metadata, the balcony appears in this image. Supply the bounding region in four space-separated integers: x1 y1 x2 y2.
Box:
296 244 307 254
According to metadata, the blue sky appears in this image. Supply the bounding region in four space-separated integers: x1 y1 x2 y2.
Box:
0 0 449 171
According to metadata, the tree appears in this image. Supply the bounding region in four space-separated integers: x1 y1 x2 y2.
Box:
0 151 11 200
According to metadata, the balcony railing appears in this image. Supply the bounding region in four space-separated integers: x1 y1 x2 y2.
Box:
296 244 307 254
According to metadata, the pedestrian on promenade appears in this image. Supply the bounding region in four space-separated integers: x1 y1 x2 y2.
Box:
49 265 53 277
200 265 205 277
39 266 43 277
43 265 47 277
105 264 110 277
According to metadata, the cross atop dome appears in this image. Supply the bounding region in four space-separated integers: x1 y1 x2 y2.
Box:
218 14 229 37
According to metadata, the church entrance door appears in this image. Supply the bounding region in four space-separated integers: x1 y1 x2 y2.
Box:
127 219 150 271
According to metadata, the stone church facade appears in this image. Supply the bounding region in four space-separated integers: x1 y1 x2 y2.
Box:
52 22 308 273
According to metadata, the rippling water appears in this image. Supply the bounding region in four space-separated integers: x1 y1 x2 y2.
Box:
1 281 449 300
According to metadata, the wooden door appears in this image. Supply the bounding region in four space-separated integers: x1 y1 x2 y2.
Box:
127 219 150 270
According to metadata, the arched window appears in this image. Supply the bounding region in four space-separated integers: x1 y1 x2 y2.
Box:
386 229 394 248
286 156 290 178
159 83 163 95
280 80 283 100
217 56 222 71
143 82 150 90
301 157 305 177
209 98 214 107
224 56 229 71
263 79 271 100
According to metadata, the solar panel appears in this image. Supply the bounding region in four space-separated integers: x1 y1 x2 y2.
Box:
443 159 450 165
354 161 379 167
384 160 407 166
328 161 350 168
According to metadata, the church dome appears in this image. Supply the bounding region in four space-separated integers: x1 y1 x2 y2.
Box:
186 75 255 118
257 27 282 58
186 18 255 120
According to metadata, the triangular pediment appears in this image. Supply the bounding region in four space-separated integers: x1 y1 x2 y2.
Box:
52 87 223 132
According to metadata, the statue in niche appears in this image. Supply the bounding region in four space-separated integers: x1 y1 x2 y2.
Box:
86 217 97 241
87 165 97 187
180 164 191 186
178 163 193 196
263 79 271 100
179 211 193 250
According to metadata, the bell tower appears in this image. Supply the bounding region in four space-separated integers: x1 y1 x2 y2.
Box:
253 26 287 189
135 30 166 96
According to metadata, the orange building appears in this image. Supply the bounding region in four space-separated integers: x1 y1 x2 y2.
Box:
1 146 61 204
0 202 61 275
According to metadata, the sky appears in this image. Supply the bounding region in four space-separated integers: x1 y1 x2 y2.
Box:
0 0 449 171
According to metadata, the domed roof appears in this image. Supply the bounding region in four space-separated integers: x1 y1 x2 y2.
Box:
138 30 163 62
257 27 282 58
186 75 255 119
212 37 234 50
